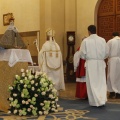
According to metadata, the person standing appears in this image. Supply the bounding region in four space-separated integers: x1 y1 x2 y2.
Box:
38 28 65 92
74 46 87 99
79 25 109 107
107 32 120 99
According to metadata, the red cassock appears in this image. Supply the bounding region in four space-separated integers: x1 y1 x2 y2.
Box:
75 48 87 99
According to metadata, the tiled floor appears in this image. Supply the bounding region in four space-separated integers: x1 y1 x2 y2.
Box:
0 82 120 120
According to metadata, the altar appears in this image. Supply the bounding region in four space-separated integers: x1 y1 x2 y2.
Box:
0 49 33 112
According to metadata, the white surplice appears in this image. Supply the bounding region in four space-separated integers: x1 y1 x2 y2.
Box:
107 36 120 94
73 51 86 82
38 39 65 90
79 34 109 107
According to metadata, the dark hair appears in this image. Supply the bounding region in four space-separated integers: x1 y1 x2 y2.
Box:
88 25 96 34
112 32 119 37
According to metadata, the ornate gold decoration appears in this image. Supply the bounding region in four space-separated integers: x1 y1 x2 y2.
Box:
3 13 14 26
45 109 97 120
69 70 74 75
68 56 73 63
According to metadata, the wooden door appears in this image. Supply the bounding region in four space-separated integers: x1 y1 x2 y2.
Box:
98 0 120 41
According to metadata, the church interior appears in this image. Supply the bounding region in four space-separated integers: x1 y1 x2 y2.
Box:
0 0 120 119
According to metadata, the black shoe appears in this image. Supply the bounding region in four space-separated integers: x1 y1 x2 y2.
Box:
116 93 120 99
109 92 116 99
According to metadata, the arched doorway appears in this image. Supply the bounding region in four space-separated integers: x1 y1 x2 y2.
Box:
97 0 120 41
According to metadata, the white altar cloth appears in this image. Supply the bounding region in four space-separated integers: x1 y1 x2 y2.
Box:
0 49 33 67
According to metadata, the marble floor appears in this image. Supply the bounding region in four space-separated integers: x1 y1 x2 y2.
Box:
1 83 120 120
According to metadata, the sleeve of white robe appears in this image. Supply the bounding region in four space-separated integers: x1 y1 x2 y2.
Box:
79 40 87 60
73 51 80 72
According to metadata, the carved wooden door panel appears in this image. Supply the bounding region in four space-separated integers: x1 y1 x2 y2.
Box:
98 16 115 41
97 0 120 41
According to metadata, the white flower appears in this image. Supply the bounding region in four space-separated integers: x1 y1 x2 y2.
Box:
9 97 13 101
21 69 24 72
52 105 55 108
30 105 33 108
40 78 45 83
25 77 27 80
31 80 34 84
44 100 47 103
32 87 35 91
41 92 46 95
22 100 26 104
52 88 57 93
47 88 50 92
43 83 48 87
49 84 53 88
49 94 53 98
51 108 55 111
55 97 58 101
35 83 38 86
28 99 31 102
15 75 20 80
21 93 24 97
26 69 29 73
26 101 29 105
40 103 44 106
57 104 60 107
29 75 33 80
20 80 23 84
39 111 43 115
22 73 25 77
51 101 55 104
13 93 17 97
15 75 18 78
27 108 31 112
34 94 38 97
44 111 48 115
8 111 11 114
24 84 27 88
9 86 13 90
32 106 35 109
13 109 18 114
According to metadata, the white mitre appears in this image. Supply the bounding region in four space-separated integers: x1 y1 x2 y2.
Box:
46 28 53 37
46 28 55 36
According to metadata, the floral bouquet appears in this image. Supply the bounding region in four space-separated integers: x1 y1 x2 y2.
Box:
8 69 59 116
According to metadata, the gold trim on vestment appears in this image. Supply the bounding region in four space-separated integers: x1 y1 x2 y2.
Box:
45 51 61 70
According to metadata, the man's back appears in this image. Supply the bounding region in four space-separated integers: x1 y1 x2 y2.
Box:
107 36 120 57
83 34 107 60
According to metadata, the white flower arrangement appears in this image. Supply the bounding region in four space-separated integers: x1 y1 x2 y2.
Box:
8 69 59 116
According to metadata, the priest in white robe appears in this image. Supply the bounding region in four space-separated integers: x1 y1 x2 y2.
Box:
78 25 109 107
107 32 120 99
38 28 65 91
